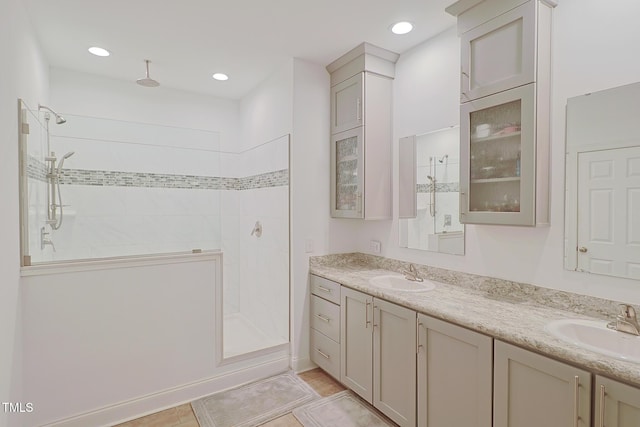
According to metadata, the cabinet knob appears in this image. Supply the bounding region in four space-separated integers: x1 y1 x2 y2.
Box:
578 247 588 253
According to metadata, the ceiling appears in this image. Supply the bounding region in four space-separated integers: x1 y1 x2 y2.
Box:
24 0 456 100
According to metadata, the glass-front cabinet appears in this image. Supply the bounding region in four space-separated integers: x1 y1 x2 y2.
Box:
460 84 537 225
331 127 364 218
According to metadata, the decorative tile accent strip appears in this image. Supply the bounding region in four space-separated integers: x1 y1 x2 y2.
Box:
56 168 288 190
236 169 289 190
417 182 459 193
27 155 47 182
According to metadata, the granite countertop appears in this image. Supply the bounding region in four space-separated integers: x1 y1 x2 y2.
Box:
309 253 640 388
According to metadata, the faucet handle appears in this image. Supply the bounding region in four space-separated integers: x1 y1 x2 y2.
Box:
620 304 637 320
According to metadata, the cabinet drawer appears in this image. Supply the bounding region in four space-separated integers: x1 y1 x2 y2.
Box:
311 295 340 342
310 329 340 380
310 275 341 304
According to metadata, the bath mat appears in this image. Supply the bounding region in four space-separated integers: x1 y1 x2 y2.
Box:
191 371 319 427
292 390 396 427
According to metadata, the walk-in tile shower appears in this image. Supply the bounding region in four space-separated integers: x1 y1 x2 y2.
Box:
18 100 290 360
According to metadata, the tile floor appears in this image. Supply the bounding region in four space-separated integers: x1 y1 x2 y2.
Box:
114 368 345 427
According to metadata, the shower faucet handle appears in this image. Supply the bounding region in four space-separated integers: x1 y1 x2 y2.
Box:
40 227 56 252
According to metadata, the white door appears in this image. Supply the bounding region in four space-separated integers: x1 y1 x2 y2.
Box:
577 146 640 279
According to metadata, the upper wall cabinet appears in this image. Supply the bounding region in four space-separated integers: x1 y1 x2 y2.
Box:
331 74 363 134
447 0 556 226
327 43 398 219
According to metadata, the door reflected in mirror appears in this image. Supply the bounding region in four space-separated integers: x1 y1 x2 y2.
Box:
565 82 640 280
399 126 464 255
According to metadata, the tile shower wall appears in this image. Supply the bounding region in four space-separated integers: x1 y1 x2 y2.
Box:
28 113 224 263
221 135 289 345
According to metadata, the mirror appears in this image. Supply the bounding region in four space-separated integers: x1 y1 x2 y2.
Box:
565 82 640 280
399 126 464 255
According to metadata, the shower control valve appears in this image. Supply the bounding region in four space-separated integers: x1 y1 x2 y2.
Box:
40 227 56 252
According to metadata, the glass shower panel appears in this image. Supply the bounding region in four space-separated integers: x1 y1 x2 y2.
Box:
19 100 50 265
21 111 222 264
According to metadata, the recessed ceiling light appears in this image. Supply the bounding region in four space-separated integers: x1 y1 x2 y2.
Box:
391 21 414 35
212 73 229 81
88 46 110 57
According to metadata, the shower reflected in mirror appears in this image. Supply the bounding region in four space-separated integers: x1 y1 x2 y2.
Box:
399 126 464 255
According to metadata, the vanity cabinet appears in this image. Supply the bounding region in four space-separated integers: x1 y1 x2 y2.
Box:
494 340 591 427
595 376 640 427
447 0 554 226
309 275 341 380
327 43 397 219
341 287 417 427
417 314 492 427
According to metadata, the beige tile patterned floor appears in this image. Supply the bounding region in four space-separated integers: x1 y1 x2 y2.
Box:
114 369 345 427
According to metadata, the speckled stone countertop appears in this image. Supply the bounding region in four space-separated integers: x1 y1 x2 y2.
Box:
309 253 640 387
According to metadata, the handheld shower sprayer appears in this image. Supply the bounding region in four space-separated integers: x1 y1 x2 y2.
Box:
38 104 66 125
57 151 75 175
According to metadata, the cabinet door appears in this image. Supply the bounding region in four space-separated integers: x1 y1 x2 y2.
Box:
373 298 416 427
460 0 535 102
331 127 364 218
460 83 536 225
417 314 492 427
331 73 363 134
340 287 373 402
595 376 640 427
494 340 591 427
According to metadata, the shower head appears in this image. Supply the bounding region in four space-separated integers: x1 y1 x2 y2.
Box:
57 151 75 174
38 104 66 124
438 154 448 163
136 59 160 87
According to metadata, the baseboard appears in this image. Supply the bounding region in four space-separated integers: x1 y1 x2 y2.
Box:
291 356 316 374
43 356 290 427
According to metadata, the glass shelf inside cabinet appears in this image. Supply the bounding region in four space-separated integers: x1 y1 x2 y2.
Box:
469 99 522 213
336 135 359 210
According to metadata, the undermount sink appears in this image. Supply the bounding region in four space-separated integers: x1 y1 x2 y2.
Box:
369 274 436 292
545 318 640 364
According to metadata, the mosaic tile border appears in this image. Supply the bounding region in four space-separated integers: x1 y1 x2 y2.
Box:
417 182 459 193
27 158 288 190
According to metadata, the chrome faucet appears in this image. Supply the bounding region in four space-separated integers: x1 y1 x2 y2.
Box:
607 304 640 336
403 263 423 282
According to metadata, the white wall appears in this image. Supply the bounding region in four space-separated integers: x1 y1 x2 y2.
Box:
0 0 50 425
240 60 294 152
22 256 219 426
352 0 640 304
50 68 240 150
289 58 361 371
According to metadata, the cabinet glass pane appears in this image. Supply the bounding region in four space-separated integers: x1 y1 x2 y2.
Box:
469 99 522 212
470 18 524 92
336 135 359 210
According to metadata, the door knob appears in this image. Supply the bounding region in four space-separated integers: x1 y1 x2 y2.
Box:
578 247 588 253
